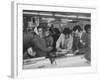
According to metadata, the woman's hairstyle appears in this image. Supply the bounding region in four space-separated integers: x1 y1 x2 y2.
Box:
37 26 43 31
73 25 82 32
63 28 72 35
84 24 91 32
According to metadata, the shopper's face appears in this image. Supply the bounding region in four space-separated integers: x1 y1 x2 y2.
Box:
65 34 69 39
28 21 33 27
38 28 43 36
75 30 80 37
87 29 91 34
45 31 49 37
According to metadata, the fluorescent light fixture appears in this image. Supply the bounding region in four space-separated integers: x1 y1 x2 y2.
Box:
39 12 52 16
23 12 38 15
55 14 77 18
48 18 55 21
61 19 73 23
61 19 73 21
42 18 47 20
78 16 90 19
55 14 68 17
23 12 53 16
42 18 55 21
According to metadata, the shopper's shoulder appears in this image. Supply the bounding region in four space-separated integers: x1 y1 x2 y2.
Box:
59 33 64 38
33 35 39 40
60 33 64 36
70 35 73 38
49 36 53 39
82 32 87 36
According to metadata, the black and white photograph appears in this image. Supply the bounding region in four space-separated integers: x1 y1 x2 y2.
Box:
10 1 97 78
0 0 99 79
23 10 91 69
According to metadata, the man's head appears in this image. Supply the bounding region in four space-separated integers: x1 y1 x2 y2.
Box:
63 28 72 39
37 26 44 37
27 20 36 28
45 29 50 37
73 25 82 37
84 24 91 34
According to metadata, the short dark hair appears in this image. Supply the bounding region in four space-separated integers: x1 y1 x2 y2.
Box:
84 24 91 32
73 25 82 32
37 26 43 31
53 28 60 34
63 28 72 35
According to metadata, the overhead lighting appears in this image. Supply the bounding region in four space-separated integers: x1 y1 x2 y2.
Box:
23 12 53 16
23 12 38 15
55 14 77 18
39 12 52 16
42 18 55 23
61 19 73 23
78 16 90 19
55 14 68 17
42 18 55 20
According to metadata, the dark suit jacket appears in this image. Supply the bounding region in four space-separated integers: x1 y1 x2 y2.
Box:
33 35 52 57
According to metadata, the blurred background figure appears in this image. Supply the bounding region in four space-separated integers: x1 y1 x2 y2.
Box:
72 25 84 55
52 28 61 52
72 24 91 62
83 24 91 62
44 29 54 48
23 27 36 59
23 19 37 59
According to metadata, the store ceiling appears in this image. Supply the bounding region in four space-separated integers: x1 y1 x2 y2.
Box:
23 10 91 21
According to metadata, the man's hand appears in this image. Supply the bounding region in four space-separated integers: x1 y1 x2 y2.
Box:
74 50 79 55
61 49 67 52
58 49 68 54
48 47 53 51
57 48 62 52
80 40 85 45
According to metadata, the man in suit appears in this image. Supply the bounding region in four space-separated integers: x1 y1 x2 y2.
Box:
33 26 53 57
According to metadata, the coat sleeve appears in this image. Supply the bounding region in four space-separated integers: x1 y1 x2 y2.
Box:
34 37 52 52
56 34 62 50
66 37 73 52
50 36 54 46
